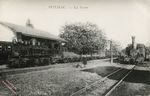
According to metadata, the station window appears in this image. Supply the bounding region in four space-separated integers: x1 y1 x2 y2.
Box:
21 41 24 44
61 42 65 46
12 39 17 44
18 39 23 43
0 46 2 51
28 41 31 45
25 41 28 45
8 46 11 49
38 42 40 46
54 44 59 49
31 39 37 46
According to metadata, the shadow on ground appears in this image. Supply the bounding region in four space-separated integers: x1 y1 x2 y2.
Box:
82 66 150 85
82 66 120 77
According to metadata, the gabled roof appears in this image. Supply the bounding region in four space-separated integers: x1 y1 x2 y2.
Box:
0 21 66 42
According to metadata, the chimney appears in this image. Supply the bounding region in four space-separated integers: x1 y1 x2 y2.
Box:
26 19 34 28
132 36 135 49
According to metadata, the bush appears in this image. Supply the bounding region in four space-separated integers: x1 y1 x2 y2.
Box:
8 58 35 68
59 52 80 63
7 59 20 68
7 57 51 68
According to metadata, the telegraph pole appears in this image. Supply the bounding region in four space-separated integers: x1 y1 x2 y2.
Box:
110 40 113 63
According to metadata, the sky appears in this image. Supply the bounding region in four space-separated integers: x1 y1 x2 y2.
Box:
0 0 150 48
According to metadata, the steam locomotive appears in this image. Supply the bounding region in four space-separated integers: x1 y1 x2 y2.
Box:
0 21 66 68
120 36 146 64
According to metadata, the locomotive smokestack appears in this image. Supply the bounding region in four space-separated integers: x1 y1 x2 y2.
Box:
132 36 135 49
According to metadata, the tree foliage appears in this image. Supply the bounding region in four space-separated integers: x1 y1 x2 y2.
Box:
59 22 107 55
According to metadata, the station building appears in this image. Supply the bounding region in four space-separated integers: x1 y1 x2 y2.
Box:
0 20 66 65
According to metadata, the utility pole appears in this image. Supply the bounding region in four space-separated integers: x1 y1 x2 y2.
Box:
110 40 113 63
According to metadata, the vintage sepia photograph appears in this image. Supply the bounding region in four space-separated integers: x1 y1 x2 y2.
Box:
0 0 150 96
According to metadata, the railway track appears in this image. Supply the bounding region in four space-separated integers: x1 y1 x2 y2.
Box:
104 65 136 96
70 65 136 96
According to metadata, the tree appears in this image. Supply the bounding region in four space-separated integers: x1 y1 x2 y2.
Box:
125 44 132 56
59 22 107 55
145 46 150 57
111 40 122 53
106 40 122 57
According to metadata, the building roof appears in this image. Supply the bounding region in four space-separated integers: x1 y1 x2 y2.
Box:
0 21 66 42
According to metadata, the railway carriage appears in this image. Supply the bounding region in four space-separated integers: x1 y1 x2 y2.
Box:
0 21 66 68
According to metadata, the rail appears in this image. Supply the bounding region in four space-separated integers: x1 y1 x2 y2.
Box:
70 68 123 96
70 65 136 96
104 65 136 96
